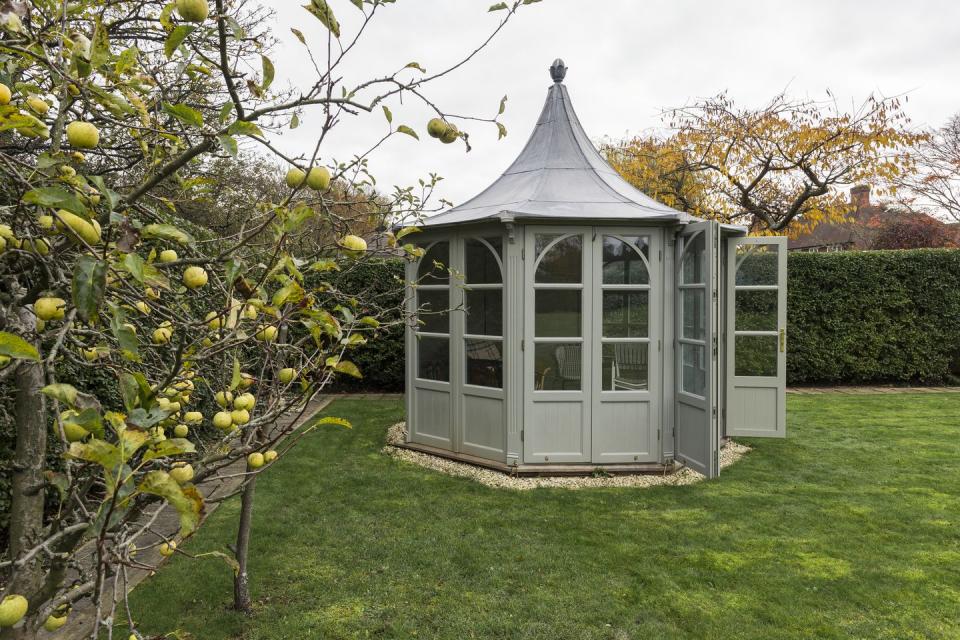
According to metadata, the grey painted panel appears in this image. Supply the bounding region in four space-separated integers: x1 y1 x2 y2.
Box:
729 386 780 436
462 394 506 460
412 387 452 448
675 402 709 471
725 236 787 438
592 400 654 462
527 400 589 461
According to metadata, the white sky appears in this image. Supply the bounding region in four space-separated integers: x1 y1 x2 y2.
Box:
265 0 960 209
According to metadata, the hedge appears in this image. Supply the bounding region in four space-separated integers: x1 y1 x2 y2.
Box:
787 249 960 384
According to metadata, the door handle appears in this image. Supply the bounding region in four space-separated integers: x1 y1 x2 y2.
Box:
779 328 786 353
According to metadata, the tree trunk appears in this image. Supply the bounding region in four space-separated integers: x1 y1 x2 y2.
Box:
1 309 48 639
232 476 257 613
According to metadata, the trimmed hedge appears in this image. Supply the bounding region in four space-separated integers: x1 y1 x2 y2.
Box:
787 249 960 384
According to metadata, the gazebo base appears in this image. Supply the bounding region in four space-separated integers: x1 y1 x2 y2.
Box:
395 440 681 477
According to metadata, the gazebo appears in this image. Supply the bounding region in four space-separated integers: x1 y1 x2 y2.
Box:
403 60 786 477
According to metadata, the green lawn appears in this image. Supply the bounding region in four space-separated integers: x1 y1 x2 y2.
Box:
120 394 960 639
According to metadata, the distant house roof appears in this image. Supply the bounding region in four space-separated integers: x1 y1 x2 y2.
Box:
422 59 695 228
789 186 898 251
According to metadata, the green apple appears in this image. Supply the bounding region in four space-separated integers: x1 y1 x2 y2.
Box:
0 594 28 628
427 118 447 138
183 411 203 425
170 463 194 484
231 408 250 425
152 327 172 344
35 296 66 321
158 249 178 263
278 367 296 384
0 83 10 105
175 0 209 22
44 612 68 631
66 120 100 149
182 266 208 289
306 166 331 191
255 325 278 342
247 452 264 469
158 540 176 557
173 423 189 437
339 234 367 253
285 167 306 188
215 390 233 407
264 450 278 463
212 411 233 430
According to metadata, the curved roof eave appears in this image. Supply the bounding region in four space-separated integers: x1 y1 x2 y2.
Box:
423 59 690 228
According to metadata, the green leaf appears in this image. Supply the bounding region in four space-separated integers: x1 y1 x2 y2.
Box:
359 316 380 328
397 125 418 140
498 94 508 115
382 105 393 124
497 122 507 139
227 120 264 138
67 439 120 469
119 373 139 412
164 25 195 59
261 55 275 91
72 255 107 323
109 304 140 362
395 226 421 240
217 134 238 158
230 357 241 391
224 16 246 39
405 62 426 73
334 359 362 378
291 28 306 45
142 223 194 245
123 253 145 283
290 113 300 129
0 331 40 361
138 470 203 536
489 2 509 10
162 102 204 128
301 414 352 432
87 85 133 116
349 0 363 8
43 383 79 406
218 102 234 123
142 437 196 463
272 281 304 307
303 0 340 38
159 2 176 30
90 17 111 68
21 186 87 215
115 46 140 75
64 407 105 439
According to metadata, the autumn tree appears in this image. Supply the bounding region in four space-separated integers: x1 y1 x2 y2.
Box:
896 111 960 222
870 212 957 250
605 92 923 234
0 0 528 637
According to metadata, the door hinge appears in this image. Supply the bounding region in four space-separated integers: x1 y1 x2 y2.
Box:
657 429 661 441
520 430 524 442
521 248 525 260
520 339 525 351
659 249 662 261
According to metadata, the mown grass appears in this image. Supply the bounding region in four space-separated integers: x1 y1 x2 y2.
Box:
119 393 960 639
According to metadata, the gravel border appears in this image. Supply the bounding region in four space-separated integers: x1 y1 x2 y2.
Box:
382 422 750 490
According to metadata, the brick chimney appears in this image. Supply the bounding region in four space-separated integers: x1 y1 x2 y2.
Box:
850 185 871 210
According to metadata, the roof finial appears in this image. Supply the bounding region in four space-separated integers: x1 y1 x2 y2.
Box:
549 58 567 84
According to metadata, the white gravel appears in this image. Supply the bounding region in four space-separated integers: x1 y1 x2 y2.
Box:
382 422 750 490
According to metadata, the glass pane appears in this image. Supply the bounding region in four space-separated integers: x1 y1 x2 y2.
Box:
681 289 705 341
465 338 502 388
418 242 449 284
735 289 777 331
416 289 449 333
535 235 582 283
680 232 705 285
418 336 449 382
602 235 649 285
535 289 581 337
681 343 706 396
602 343 648 391
602 291 649 338
465 289 502 336
534 342 581 390
465 238 502 284
735 244 779 286
735 335 778 376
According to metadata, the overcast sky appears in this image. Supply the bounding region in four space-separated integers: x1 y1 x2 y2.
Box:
265 0 960 209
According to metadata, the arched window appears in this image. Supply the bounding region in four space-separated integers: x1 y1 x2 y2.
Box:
463 237 503 388
415 241 449 382
533 233 583 390
678 231 706 397
600 235 651 391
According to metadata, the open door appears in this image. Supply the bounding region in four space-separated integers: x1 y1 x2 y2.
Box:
674 221 720 477
725 236 787 437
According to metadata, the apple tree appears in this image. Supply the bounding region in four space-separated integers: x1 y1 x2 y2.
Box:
0 0 529 636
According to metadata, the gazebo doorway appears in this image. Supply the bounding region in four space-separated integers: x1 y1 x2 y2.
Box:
523 227 663 464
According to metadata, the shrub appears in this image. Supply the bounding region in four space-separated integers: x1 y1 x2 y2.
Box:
787 249 960 384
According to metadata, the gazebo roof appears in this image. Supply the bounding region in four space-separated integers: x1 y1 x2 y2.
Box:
422 59 696 228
